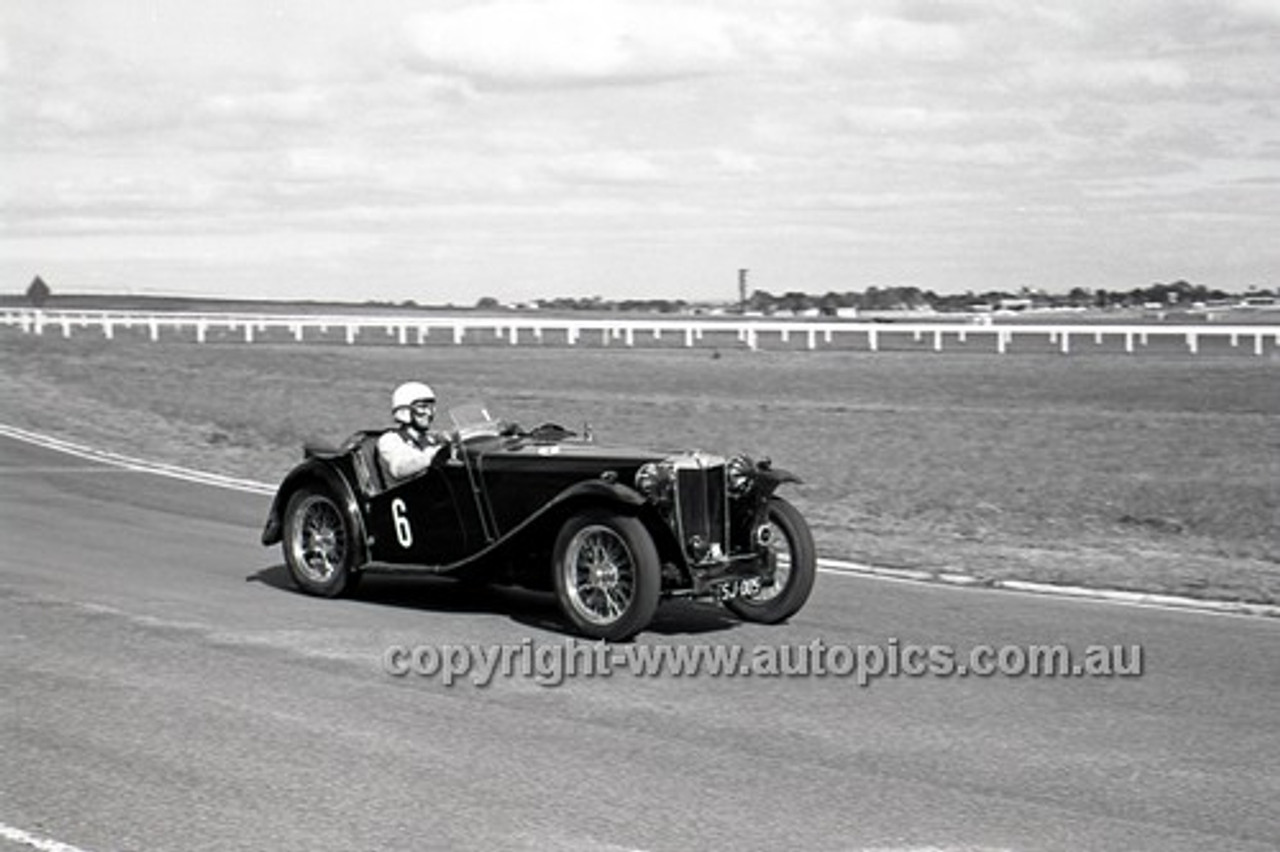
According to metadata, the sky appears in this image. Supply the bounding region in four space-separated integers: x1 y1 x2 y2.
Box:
2 0 1278 304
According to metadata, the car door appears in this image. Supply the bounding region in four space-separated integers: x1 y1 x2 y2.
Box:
366 464 473 567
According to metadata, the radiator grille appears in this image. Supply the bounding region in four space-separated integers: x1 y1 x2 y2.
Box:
675 459 727 560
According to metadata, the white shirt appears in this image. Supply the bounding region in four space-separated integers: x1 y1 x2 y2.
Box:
377 427 442 481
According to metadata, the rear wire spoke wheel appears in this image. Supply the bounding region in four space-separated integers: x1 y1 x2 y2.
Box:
283 488 359 597
553 511 660 641
726 497 815 624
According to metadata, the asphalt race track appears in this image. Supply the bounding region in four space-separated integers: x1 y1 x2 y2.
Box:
2 433 1277 852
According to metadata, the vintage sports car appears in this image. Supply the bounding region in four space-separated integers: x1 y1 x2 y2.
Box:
262 404 815 640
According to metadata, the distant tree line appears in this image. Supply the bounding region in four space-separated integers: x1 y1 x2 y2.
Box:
472 279 1268 315
476 295 691 313
16 272 1268 315
740 280 1252 314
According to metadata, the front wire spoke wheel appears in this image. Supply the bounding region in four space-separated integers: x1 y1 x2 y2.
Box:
746 518 792 604
726 497 816 625
553 512 661 641
566 526 634 624
603 586 628 620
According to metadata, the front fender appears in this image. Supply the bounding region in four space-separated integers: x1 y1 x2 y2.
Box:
755 466 801 500
499 477 650 542
534 479 687 567
547 478 649 511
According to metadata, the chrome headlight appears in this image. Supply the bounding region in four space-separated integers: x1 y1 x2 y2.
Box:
635 462 672 502
726 454 755 497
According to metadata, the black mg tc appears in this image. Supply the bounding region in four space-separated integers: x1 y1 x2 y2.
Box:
262 404 815 640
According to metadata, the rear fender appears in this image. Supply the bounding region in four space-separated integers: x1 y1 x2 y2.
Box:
261 460 368 566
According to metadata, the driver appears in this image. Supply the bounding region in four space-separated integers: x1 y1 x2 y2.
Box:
378 381 447 482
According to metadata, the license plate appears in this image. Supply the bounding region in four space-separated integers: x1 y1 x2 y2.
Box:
717 578 763 601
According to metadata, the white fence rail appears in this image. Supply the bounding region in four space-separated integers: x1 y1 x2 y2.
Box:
2 307 1278 355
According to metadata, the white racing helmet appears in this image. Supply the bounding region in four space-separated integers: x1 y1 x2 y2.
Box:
392 381 436 424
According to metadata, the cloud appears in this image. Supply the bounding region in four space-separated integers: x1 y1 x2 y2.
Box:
35 99 97 134
711 149 760 175
281 148 378 183
879 139 1024 167
1229 0 1280 25
1029 58 1191 96
544 150 666 185
201 88 332 125
20 86 199 139
839 105 970 135
5 171 224 235
403 1 741 88
842 14 969 61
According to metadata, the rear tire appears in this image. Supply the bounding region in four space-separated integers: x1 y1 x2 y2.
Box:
553 510 661 641
726 497 815 624
282 487 360 597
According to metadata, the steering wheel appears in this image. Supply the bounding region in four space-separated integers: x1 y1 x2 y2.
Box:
527 422 576 442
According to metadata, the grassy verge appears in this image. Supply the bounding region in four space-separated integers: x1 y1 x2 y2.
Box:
2 332 1277 603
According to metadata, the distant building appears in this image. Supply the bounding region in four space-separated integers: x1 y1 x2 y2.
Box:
997 297 1032 312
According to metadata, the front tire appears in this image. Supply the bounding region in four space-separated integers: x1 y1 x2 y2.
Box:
282 487 360 597
553 510 661 641
726 497 815 624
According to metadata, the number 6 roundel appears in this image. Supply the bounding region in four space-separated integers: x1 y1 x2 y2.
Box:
391 499 413 548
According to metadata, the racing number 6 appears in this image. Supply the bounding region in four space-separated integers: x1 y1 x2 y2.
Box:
391 498 413 548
